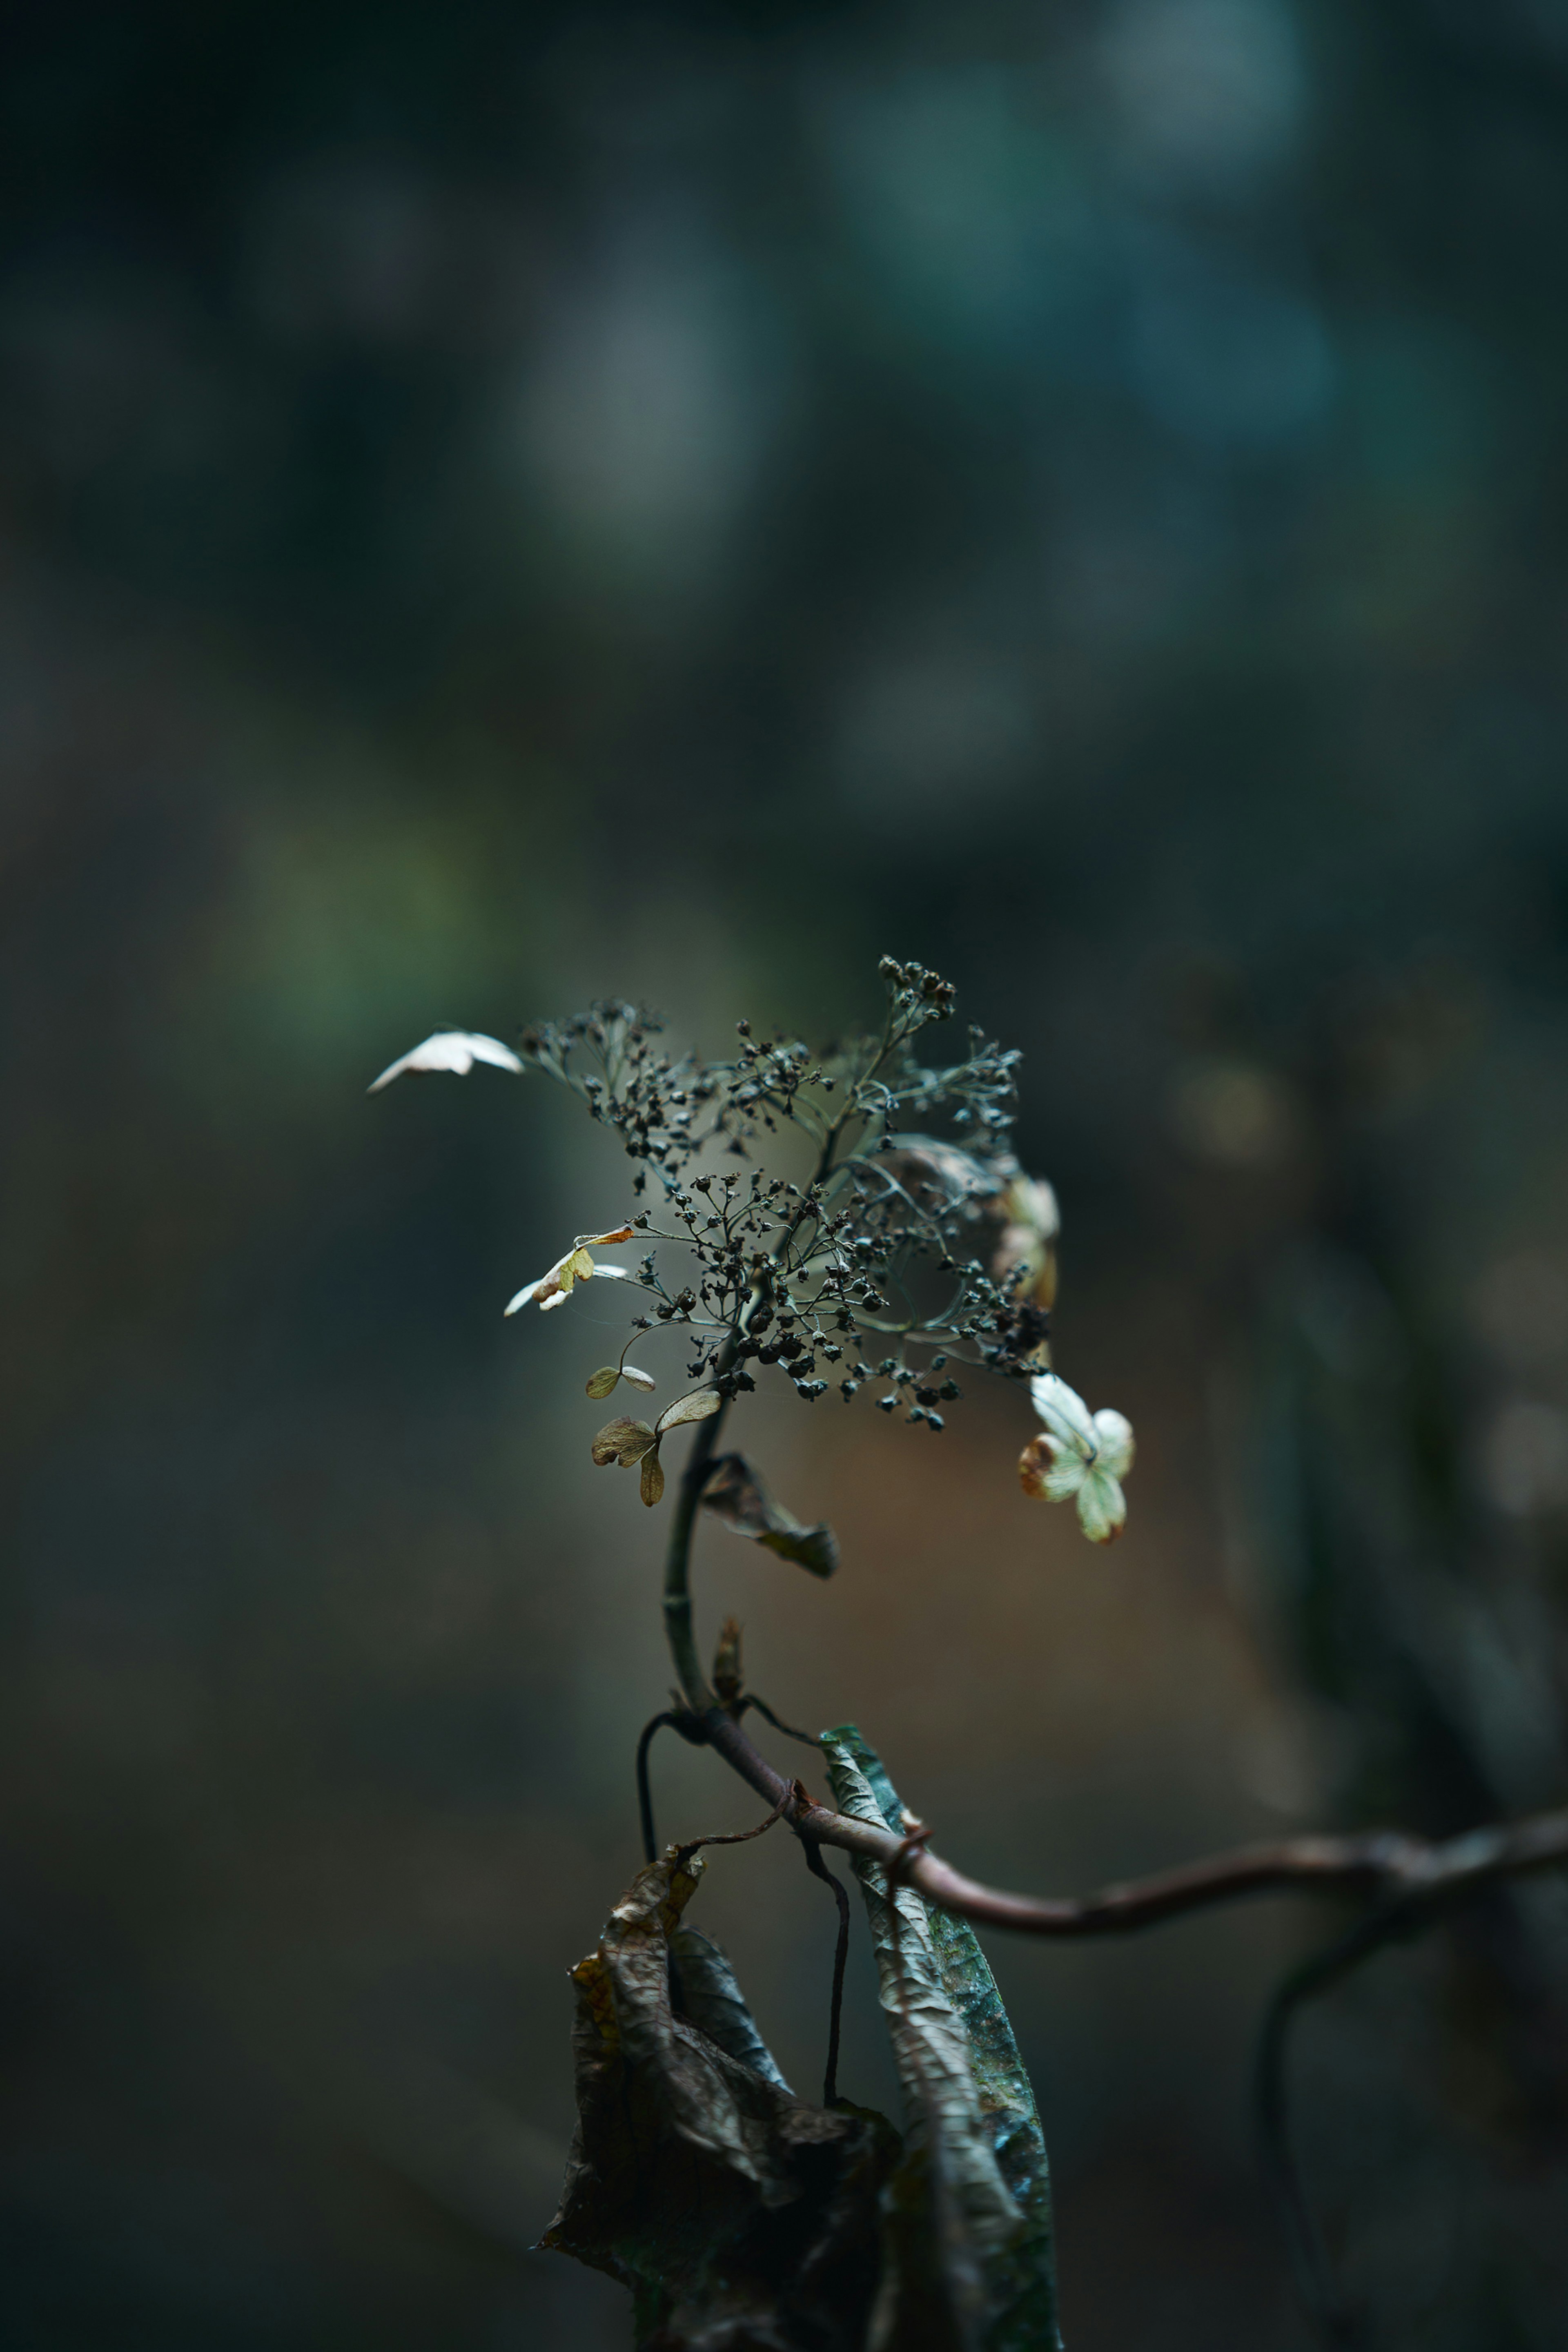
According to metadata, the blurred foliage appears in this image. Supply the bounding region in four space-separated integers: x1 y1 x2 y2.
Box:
6 0 1568 2345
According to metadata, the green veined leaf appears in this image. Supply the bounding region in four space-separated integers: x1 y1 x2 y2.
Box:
821 1724 1062 2352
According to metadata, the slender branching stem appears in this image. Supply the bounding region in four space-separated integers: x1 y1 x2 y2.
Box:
1254 1904 1416 2349
635 1710 688 1864
800 1838 852 2106
662 1389 732 1715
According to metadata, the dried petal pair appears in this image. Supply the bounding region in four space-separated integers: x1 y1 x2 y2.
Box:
505 1227 637 1315
592 1387 724 1507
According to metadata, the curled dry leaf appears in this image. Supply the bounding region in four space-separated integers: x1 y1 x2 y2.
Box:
367 1030 524 1092
541 1847 898 2351
669 1924 790 2089
700 1454 840 1579
654 1387 724 1436
640 1450 667 1508
619 1364 657 1393
591 1416 657 1467
576 1225 636 1247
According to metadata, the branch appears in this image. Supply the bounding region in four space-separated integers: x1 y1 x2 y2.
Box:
1254 1906 1408 2350
695 1706 1568 1938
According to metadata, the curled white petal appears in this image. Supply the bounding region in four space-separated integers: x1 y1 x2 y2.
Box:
620 1365 657 1393
503 1278 543 1316
1030 1373 1098 1461
368 1030 524 1093
591 1264 633 1282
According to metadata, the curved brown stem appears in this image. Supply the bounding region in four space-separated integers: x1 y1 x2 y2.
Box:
696 1703 1568 1939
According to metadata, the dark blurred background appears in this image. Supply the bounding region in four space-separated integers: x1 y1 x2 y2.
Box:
7 1 1568 2344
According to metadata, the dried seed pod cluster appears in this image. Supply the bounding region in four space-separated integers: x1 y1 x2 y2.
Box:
373 959 1134 1541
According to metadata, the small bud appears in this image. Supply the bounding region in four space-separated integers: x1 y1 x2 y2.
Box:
713 1616 744 1708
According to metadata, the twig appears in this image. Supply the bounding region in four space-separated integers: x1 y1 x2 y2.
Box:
800 1837 852 2106
635 1706 706 1864
741 1692 822 1748
1256 1897 1452 2350
672 1790 791 1870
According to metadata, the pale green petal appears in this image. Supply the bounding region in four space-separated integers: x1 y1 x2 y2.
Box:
1090 1409 1135 1481
1076 1469 1126 1544
1042 1452 1087 1503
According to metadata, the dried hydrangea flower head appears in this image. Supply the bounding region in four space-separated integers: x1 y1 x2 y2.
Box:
372 959 1134 1542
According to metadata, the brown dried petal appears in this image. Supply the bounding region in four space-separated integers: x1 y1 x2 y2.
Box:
591 1416 657 1467
640 1447 666 1507
578 1224 636 1246
1018 1433 1054 1500
654 1387 724 1436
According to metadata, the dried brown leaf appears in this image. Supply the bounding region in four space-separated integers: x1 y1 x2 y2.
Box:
541 1849 899 2350
640 1448 666 1507
700 1455 840 1578
585 1367 621 1401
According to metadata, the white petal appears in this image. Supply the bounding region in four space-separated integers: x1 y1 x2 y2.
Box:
620 1365 657 1392
368 1030 523 1092
461 1033 526 1075
1030 1373 1098 1460
591 1264 633 1281
503 1278 543 1315
1091 1409 1135 1481
1076 1470 1127 1545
